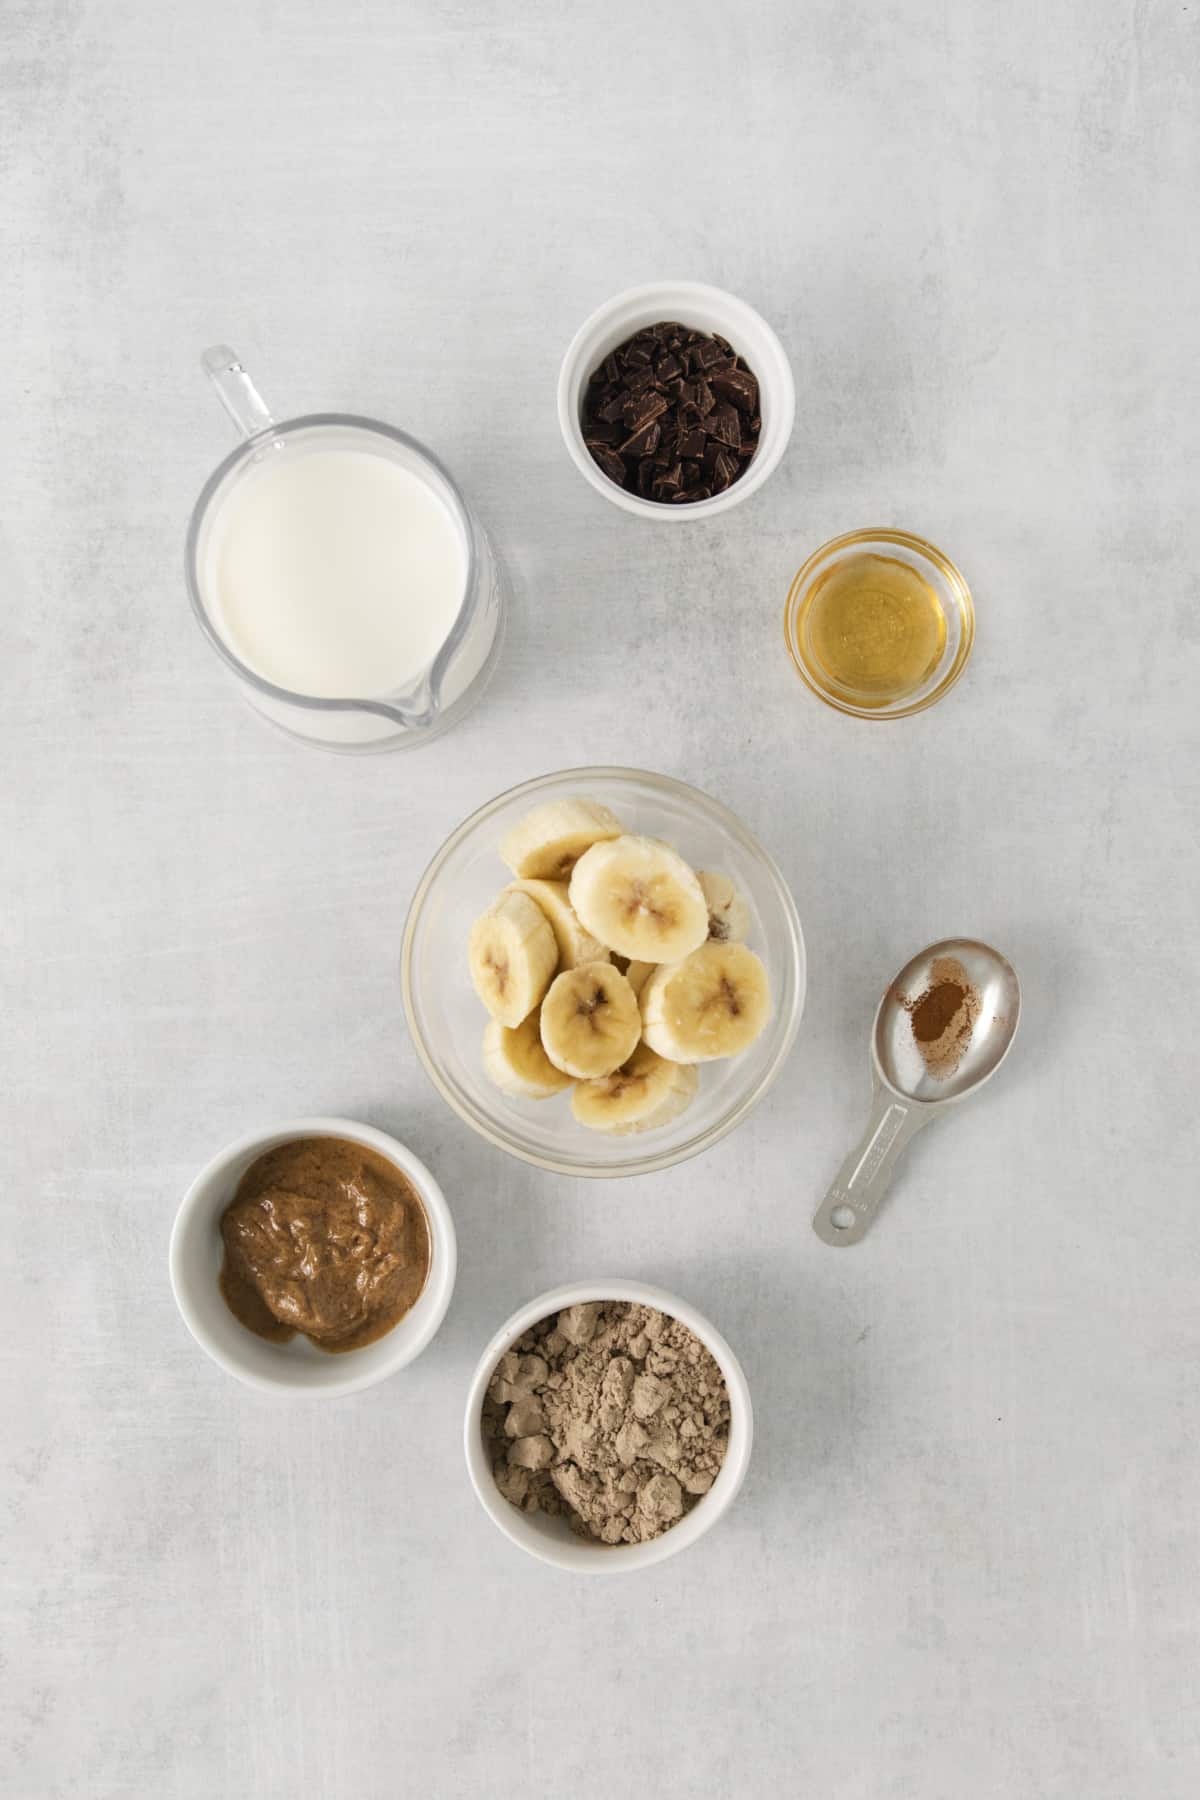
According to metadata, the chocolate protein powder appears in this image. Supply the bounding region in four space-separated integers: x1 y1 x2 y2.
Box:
483 1300 730 1546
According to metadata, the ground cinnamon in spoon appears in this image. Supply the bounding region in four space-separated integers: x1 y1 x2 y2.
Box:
911 976 966 1043
902 955 980 1079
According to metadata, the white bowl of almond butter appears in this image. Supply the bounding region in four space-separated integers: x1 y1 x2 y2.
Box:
401 767 806 1177
464 1281 754 1572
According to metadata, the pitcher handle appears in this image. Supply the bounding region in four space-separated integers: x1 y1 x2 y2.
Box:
201 345 275 440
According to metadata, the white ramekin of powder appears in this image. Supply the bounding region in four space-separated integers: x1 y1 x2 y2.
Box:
463 1279 753 1573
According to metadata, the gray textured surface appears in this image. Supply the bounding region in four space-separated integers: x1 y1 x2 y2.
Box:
3 1 1199 1795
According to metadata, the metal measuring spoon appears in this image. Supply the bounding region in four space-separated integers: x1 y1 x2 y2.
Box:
813 938 1021 1247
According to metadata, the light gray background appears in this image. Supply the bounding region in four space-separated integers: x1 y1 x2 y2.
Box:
3 1 1198 1795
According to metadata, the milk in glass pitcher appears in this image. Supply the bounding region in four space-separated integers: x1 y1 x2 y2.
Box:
185 348 504 750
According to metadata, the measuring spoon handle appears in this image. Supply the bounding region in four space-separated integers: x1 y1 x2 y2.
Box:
812 1087 930 1247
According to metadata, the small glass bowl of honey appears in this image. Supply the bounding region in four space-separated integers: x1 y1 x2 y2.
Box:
784 528 974 719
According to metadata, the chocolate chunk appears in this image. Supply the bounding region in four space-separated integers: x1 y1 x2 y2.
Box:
692 338 724 370
620 418 662 457
622 390 668 432
706 403 741 448
694 379 715 418
710 448 739 492
603 353 620 383
678 427 707 459
651 461 683 501
587 444 629 485
655 354 681 382
597 394 627 425
711 367 759 413
623 362 655 396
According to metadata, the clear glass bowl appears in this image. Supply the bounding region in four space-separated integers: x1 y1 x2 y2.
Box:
784 527 974 720
401 768 806 1178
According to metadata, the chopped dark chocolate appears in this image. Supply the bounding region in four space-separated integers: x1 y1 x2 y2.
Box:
620 418 662 457
651 460 683 501
584 418 621 445
589 444 628 485
622 362 656 396
706 403 741 448
621 390 668 432
580 319 762 504
710 366 758 413
711 448 739 492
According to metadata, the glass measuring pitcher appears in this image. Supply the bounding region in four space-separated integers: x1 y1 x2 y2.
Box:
185 347 504 750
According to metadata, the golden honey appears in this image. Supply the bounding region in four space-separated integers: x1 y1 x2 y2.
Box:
795 551 946 708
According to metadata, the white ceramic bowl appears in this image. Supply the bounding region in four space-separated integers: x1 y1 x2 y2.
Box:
464 1280 753 1573
557 280 795 520
169 1117 457 1397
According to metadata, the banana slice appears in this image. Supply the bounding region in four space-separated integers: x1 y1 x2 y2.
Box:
640 941 771 1062
624 960 655 997
572 1044 699 1134
569 836 709 963
539 960 642 1079
483 1013 573 1100
503 878 610 968
500 798 624 881
697 871 752 943
468 891 558 1028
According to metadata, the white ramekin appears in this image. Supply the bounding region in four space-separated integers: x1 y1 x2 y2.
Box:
557 281 795 521
169 1117 457 1398
463 1279 754 1573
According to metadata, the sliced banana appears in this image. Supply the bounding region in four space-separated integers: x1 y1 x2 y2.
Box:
640 941 771 1062
483 1013 573 1100
624 960 655 997
571 1044 699 1135
539 960 642 1079
468 891 558 1028
503 878 610 968
499 798 624 881
569 836 709 963
697 871 752 943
